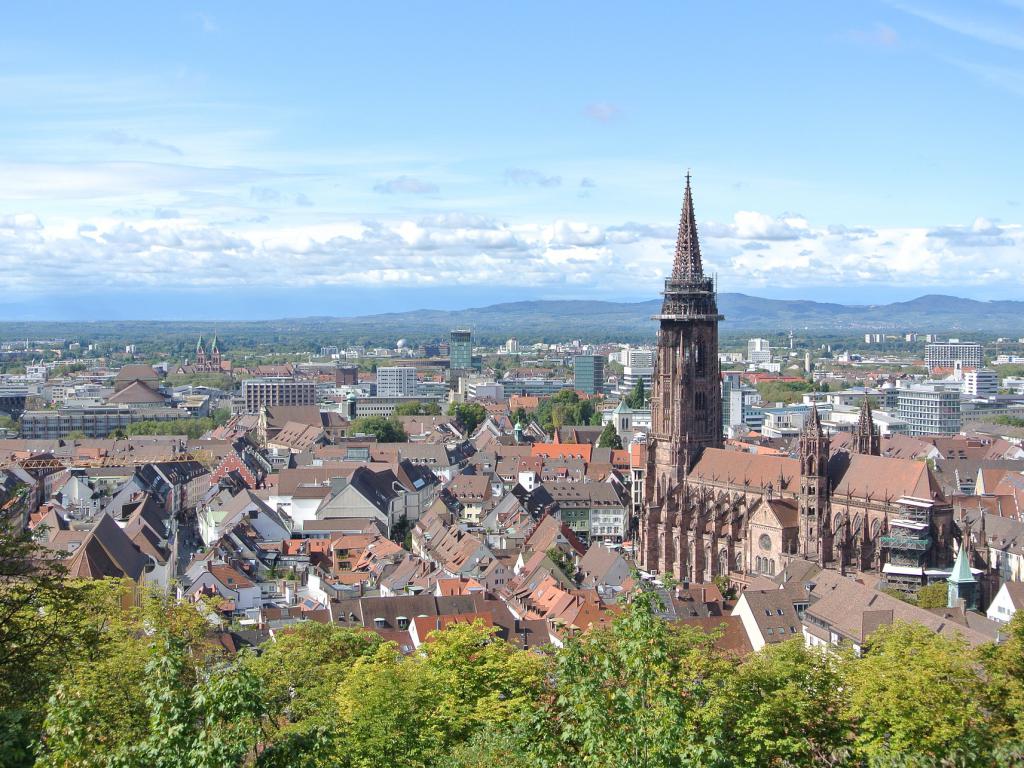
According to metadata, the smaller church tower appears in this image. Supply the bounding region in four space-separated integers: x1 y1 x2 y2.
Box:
854 396 880 456
195 335 207 366
210 334 222 369
947 545 978 610
798 405 831 564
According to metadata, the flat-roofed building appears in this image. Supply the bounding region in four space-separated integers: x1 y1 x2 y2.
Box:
242 378 316 413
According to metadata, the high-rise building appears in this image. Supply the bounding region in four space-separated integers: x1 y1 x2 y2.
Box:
376 366 418 397
747 338 771 365
242 378 317 413
962 368 998 398
573 355 605 395
925 341 983 374
626 347 655 368
896 384 961 436
622 365 653 396
640 173 723 574
450 329 473 373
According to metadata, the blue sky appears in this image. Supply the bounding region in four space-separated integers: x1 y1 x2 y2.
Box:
1 1 1023 320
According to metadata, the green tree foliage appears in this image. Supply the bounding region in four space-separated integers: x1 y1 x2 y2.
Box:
625 378 646 408
915 581 950 609
393 400 442 416
123 417 216 439
242 622 381 737
533 590 732 768
166 372 235 390
597 422 623 450
690 640 846 766
348 415 408 442
448 402 488 434
755 379 816 405
334 621 545 767
534 389 601 432
843 622 993 764
40 633 268 768
993 415 1024 429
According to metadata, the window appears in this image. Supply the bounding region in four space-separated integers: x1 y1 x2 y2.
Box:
764 609 772 617
766 628 774 635
759 534 772 551
374 618 386 628
396 616 409 630
776 608 783 616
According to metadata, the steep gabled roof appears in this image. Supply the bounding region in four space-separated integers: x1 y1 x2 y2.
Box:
65 513 150 580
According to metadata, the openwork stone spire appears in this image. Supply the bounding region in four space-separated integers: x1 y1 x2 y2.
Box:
672 172 703 281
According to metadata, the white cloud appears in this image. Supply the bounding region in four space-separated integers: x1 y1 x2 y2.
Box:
704 210 814 240
0 207 1021 300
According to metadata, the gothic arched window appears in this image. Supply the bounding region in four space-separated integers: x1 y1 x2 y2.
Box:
695 340 707 377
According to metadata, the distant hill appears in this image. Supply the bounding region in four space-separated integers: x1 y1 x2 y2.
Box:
292 293 1024 341
0 293 1021 347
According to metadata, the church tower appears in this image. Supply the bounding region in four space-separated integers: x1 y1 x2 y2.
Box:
210 334 222 369
640 173 723 573
854 396 880 456
798 405 831 564
195 335 207 367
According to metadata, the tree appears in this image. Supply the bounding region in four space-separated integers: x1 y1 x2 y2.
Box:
690 639 847 766
449 402 487 434
348 416 408 442
533 590 732 768
334 621 545 768
244 622 381 737
393 400 441 416
842 621 993 765
915 581 949 609
40 633 270 768
625 379 646 409
534 389 600 432
597 422 623 450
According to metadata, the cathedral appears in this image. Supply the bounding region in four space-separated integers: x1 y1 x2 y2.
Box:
638 176 954 589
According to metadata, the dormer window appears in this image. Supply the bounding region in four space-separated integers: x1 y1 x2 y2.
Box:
374 617 386 628
396 616 409 630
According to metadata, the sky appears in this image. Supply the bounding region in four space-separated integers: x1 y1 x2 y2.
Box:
1 1 1023 320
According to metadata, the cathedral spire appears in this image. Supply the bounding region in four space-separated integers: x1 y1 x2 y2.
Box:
855 396 880 456
672 171 703 281
803 403 823 436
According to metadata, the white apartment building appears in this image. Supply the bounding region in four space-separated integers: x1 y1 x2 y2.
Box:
925 341 983 374
747 338 772 365
962 369 998 398
895 383 962 436
376 366 418 397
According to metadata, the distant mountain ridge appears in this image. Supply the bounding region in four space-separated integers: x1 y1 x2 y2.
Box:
292 293 1024 340
0 293 1021 346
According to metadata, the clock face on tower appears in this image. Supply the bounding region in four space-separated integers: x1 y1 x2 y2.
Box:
759 534 772 551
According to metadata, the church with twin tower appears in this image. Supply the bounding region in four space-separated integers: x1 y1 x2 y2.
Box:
639 175 954 588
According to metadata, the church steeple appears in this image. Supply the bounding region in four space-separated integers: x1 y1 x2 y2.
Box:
640 171 724 579
799 404 831 565
855 396 880 456
672 172 703 281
